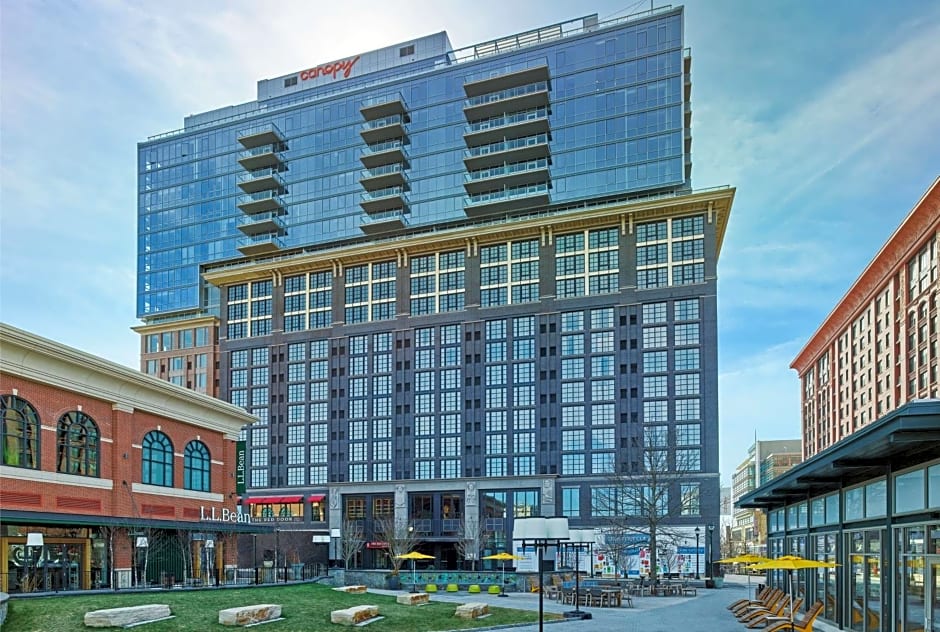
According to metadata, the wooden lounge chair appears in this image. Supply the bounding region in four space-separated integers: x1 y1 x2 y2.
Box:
737 593 790 623
734 589 785 618
764 601 824 632
745 598 803 628
731 588 783 616
729 585 773 611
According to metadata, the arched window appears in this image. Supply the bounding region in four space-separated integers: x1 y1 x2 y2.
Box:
184 440 210 492
1 395 40 469
57 411 100 476
142 430 173 487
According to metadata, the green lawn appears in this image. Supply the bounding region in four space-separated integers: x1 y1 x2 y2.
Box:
5 583 556 631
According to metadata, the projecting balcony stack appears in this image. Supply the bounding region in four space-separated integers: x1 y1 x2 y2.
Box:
358 93 411 234
235 123 288 255
462 63 552 217
683 47 693 183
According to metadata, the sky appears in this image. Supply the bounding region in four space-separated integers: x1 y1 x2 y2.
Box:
1 0 939 485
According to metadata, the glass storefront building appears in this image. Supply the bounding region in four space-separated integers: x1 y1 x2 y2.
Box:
739 400 940 632
137 6 734 571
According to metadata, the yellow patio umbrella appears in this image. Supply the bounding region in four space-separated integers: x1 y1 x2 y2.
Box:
748 556 839 626
716 554 771 598
483 552 525 596
395 551 435 592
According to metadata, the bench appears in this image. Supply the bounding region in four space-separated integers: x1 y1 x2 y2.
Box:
455 602 490 619
396 593 429 605
218 604 283 627
84 605 173 628
331 605 380 626
332 585 367 593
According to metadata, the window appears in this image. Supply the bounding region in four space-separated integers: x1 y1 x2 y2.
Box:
562 487 580 517
56 411 99 476
184 440 210 491
142 430 174 487
399 44 415 56
680 483 700 515
556 228 619 298
1 395 40 469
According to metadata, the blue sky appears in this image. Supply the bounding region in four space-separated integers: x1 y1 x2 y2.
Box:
1 0 938 484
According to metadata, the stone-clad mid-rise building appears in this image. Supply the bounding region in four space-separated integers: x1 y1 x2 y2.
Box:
136 6 734 569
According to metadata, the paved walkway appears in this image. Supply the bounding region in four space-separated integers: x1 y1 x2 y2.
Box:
373 575 838 632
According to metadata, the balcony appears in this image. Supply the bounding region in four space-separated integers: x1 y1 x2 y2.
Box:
360 93 407 120
464 107 550 145
237 232 286 256
360 186 410 214
463 82 549 120
463 158 550 195
237 123 285 149
359 209 408 235
236 211 286 236
237 143 286 171
360 139 408 169
237 168 286 194
464 182 549 217
360 114 408 144
237 190 286 214
463 65 550 98
463 133 549 171
360 163 408 190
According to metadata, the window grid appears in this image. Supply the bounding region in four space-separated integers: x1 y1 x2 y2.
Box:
555 228 619 298
410 251 466 315
480 239 540 307
636 215 705 289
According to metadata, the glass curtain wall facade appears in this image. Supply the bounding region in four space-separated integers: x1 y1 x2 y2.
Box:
137 6 731 570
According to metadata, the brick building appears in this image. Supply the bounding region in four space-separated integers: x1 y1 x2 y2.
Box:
0 323 260 592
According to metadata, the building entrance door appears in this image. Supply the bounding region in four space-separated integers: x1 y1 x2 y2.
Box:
928 557 940 631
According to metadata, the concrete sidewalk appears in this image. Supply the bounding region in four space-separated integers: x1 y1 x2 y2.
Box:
371 575 838 632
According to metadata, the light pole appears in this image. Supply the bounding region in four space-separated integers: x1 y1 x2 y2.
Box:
563 530 593 620
26 532 44 592
707 524 715 579
514 517 570 632
694 526 701 579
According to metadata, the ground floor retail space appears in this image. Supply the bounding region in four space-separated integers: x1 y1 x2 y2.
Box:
0 513 268 594
738 401 940 631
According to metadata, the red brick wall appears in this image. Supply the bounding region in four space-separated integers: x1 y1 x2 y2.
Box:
0 374 239 525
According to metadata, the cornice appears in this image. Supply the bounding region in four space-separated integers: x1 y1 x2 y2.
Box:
0 323 255 438
203 188 735 286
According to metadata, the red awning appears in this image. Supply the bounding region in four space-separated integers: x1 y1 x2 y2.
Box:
244 496 303 505
308 495 326 503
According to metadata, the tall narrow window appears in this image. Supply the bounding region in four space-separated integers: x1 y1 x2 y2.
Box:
1 395 40 469
142 430 174 487
57 411 99 476
184 440 211 491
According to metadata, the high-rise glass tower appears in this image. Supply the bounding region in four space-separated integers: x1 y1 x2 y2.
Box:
136 6 734 571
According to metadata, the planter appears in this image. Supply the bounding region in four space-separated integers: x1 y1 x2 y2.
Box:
385 574 401 590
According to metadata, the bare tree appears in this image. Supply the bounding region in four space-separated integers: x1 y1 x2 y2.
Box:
340 518 364 569
454 515 488 571
374 514 421 574
593 447 701 581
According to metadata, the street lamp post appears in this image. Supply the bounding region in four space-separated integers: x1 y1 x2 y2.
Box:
563 530 593 620
707 524 715 579
26 532 44 593
694 526 701 580
514 517 570 632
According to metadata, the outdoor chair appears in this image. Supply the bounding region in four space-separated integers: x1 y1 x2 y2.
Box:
737 592 788 622
744 597 804 628
763 600 824 632
729 585 774 611
732 588 784 617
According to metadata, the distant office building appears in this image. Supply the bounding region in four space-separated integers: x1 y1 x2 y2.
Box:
0 324 259 593
136 6 734 569
792 178 940 457
729 439 801 556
